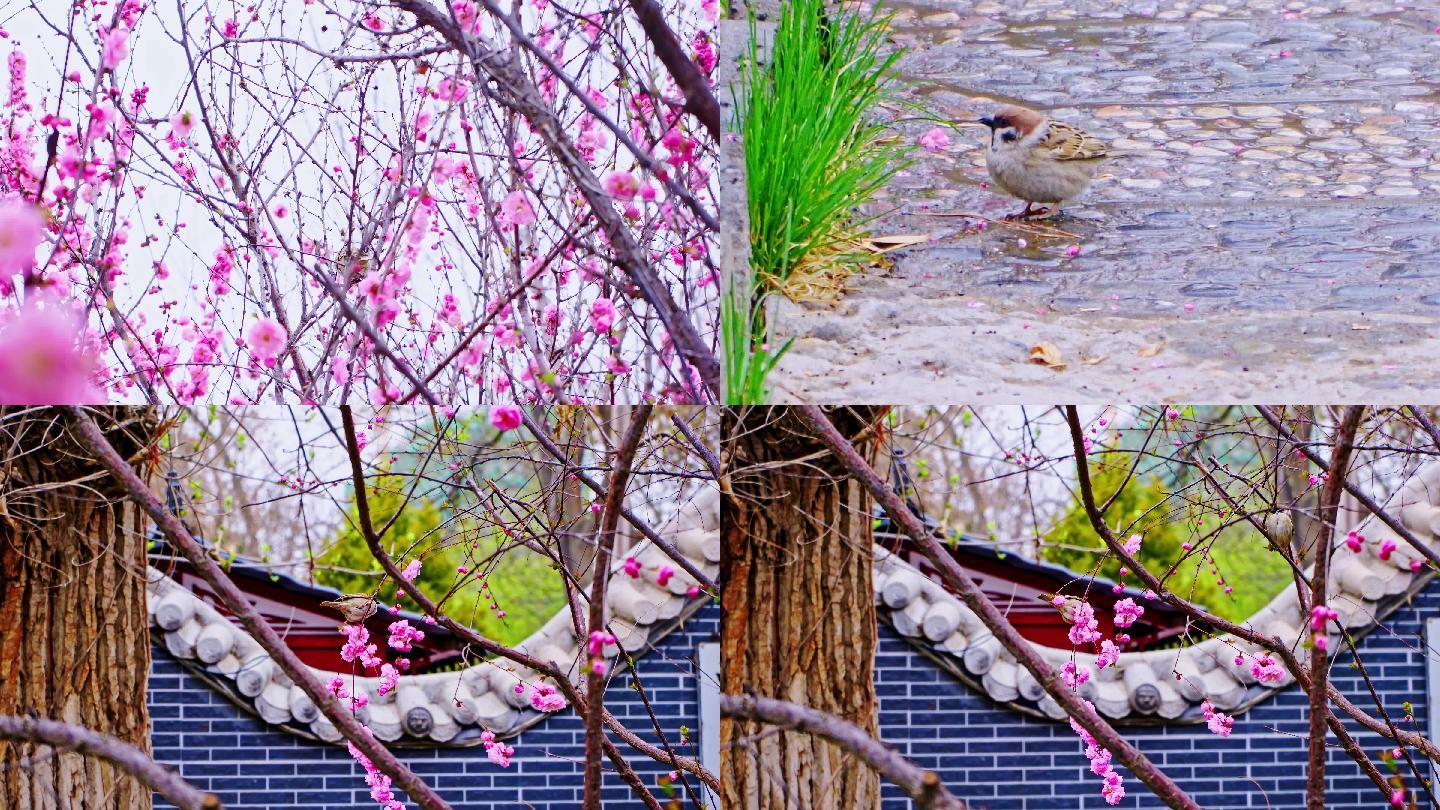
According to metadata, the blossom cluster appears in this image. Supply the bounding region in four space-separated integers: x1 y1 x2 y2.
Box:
1201 699 1234 737
1069 708 1125 805
387 620 426 653
528 683 568 713
340 623 382 669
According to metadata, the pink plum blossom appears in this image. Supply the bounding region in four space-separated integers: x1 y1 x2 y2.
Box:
590 297 617 333
623 556 641 578
1067 600 1102 645
101 27 130 71
1250 654 1285 684
246 317 287 362
481 730 514 767
0 198 44 278
1379 538 1397 560
1113 598 1144 629
338 623 382 669
499 190 536 226
387 619 425 652
1095 639 1119 669
603 170 640 201
1061 660 1090 688
917 127 950 152
529 683 568 713
400 559 422 582
0 306 100 404
1201 700 1233 737
377 663 399 697
490 405 523 432
170 111 195 140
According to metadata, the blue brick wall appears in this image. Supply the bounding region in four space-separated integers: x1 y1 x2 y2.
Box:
150 603 718 809
877 578 1438 809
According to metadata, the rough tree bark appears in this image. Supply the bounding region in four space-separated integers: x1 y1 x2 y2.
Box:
721 406 886 810
0 407 159 809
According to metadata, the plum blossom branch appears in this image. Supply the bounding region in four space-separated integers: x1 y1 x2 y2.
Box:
583 404 652 809
793 404 1201 810
64 406 453 810
334 405 710 806
390 0 721 397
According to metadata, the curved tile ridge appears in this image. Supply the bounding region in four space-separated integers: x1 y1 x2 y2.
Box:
873 464 1440 724
146 486 719 744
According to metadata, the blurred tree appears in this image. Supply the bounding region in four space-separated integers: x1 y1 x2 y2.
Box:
314 482 565 647
1041 454 1288 623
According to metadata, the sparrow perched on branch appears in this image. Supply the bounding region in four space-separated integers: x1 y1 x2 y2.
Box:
320 593 378 623
978 105 1108 220
1039 592 1083 623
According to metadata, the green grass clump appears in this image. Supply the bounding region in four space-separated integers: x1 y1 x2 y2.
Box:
727 0 910 403
738 0 909 289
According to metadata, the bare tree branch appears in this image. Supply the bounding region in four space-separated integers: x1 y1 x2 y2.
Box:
721 694 967 810
1306 406 1365 810
584 405 653 809
0 715 222 810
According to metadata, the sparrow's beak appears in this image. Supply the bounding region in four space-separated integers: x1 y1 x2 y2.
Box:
977 116 997 129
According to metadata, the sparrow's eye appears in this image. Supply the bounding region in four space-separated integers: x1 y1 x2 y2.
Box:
1001 131 1018 142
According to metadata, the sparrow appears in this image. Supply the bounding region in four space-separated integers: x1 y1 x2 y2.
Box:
1039 592 1083 623
319 593 378 623
978 106 1108 220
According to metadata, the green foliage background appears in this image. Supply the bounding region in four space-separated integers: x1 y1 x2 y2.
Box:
1041 453 1289 623
314 481 566 647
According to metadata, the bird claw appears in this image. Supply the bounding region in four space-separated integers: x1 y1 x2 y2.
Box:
1005 205 1056 221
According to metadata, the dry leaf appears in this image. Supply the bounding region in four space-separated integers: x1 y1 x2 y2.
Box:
1137 340 1167 358
1350 323 1372 331
1082 355 1107 366
1029 342 1066 370
859 234 934 254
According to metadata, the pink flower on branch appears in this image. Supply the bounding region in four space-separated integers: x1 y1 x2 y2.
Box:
1201 700 1233 737
481 730 514 767
387 620 425 652
528 683 567 713
602 169 640 201
0 198 44 278
246 317 287 363
498 190 535 226
0 305 101 404
377 663 399 697
490 405 522 432
590 297 617 333
1067 600 1101 645
1113 598 1144 629
101 26 130 71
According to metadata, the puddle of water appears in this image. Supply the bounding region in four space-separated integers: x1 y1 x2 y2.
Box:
867 0 1440 315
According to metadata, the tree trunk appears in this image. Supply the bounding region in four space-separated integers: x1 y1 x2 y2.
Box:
0 407 159 809
721 406 885 810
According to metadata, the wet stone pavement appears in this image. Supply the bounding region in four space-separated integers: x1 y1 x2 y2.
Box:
769 0 1440 402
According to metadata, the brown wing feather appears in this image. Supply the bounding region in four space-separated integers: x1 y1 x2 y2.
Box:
1038 121 1107 161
